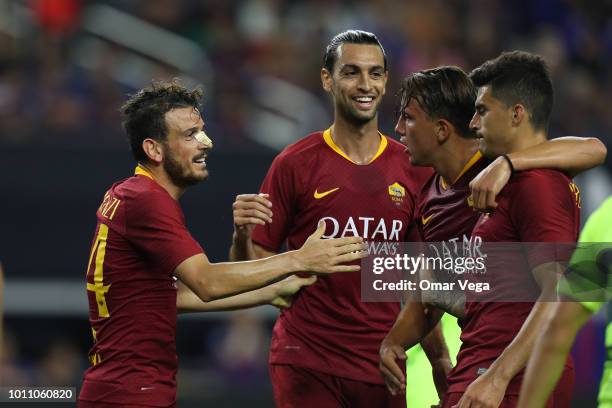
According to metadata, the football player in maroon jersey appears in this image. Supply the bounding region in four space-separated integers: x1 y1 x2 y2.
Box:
379 58 605 407
79 80 367 408
230 30 449 408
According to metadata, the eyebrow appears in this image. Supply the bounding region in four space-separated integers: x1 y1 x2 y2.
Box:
340 64 360 71
181 124 203 134
340 63 384 71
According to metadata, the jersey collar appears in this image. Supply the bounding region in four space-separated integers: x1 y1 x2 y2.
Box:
134 164 155 180
440 150 483 190
322 127 388 165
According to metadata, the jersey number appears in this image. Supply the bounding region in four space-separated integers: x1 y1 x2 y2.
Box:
86 224 111 318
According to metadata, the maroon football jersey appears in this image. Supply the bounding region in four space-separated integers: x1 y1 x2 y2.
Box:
251 129 432 384
414 151 489 319
446 169 580 395
416 151 487 243
79 166 203 406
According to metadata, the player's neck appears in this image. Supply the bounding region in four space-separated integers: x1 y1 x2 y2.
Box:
505 129 548 154
139 163 185 200
433 138 480 186
330 118 381 165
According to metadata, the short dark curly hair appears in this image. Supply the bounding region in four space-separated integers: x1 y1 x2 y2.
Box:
469 51 553 131
121 79 203 162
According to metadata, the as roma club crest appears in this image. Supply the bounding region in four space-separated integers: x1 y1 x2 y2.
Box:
388 182 406 205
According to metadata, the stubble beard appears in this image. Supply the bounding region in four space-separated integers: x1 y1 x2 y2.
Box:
163 149 207 188
339 100 378 127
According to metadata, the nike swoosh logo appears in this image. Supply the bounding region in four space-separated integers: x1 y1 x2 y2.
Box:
422 214 434 225
314 187 339 199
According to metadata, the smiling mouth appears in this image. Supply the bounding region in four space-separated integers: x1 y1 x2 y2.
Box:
353 96 375 109
193 156 207 167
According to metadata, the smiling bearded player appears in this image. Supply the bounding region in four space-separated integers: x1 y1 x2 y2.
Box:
79 80 369 408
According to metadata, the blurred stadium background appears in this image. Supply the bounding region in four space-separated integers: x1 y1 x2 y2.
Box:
0 0 610 406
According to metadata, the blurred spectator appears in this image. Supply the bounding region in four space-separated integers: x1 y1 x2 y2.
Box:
37 339 83 386
213 311 270 385
0 0 609 151
0 329 32 386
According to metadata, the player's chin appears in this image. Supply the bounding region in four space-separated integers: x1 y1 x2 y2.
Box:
191 163 209 178
197 169 209 181
478 139 491 157
189 168 209 183
352 109 377 123
408 154 427 167
402 146 414 159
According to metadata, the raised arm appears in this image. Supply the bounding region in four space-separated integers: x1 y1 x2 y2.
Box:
508 136 606 177
230 233 274 261
177 221 365 302
470 136 607 211
229 194 276 261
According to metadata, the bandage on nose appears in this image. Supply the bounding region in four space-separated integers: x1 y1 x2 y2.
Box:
195 130 213 148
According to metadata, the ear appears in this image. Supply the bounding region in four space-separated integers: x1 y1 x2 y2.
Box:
512 104 527 127
435 119 451 144
321 68 333 93
142 138 163 164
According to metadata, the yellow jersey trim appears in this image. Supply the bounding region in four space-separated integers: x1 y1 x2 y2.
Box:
322 128 388 165
135 165 154 180
440 150 483 190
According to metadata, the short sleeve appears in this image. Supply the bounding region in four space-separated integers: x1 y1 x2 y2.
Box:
251 152 297 252
125 190 203 274
509 171 579 268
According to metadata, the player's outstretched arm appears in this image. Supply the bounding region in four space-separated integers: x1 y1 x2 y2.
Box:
517 301 593 408
453 262 561 408
470 136 607 211
379 302 443 396
229 193 274 261
509 136 607 177
176 221 366 302
176 275 317 313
